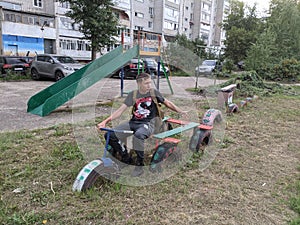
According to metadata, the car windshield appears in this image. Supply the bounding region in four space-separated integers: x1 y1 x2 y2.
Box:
146 61 157 67
54 56 76 64
6 58 26 64
202 60 216 66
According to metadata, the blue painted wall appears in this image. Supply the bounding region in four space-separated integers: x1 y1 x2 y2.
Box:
3 34 44 56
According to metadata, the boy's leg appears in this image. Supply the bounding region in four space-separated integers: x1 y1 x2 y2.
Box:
105 122 132 163
131 122 155 165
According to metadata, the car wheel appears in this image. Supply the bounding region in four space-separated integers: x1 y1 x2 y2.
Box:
31 68 40 80
55 71 64 81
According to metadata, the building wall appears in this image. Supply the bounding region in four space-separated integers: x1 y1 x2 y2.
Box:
0 0 228 60
0 0 56 56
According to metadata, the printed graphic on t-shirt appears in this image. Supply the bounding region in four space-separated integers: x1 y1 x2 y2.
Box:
133 97 153 119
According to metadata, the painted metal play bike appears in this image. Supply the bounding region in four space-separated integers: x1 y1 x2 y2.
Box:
73 112 222 192
72 128 133 192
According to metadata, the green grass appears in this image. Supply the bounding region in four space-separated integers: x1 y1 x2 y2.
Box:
0 94 299 224
289 173 300 224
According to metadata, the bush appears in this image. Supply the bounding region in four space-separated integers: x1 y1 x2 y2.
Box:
257 58 300 82
0 70 31 81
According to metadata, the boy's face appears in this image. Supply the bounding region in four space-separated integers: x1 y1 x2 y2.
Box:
138 77 152 93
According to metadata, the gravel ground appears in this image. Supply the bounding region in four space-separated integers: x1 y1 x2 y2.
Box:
0 77 224 132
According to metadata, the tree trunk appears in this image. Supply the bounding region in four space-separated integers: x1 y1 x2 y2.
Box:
91 46 97 61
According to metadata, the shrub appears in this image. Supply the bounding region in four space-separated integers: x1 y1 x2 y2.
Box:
257 58 300 82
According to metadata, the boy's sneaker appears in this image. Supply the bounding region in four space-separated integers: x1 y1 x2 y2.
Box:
131 165 144 177
121 155 133 165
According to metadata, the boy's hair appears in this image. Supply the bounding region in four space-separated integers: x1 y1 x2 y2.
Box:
136 73 151 83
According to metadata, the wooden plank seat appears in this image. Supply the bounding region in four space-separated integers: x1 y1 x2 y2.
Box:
153 121 199 140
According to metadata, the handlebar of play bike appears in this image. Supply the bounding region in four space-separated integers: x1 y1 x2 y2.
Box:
99 127 134 134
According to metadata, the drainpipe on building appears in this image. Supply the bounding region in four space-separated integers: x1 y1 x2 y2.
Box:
0 7 3 55
129 0 134 48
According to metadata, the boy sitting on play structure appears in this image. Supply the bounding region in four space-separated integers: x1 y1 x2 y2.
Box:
97 72 187 177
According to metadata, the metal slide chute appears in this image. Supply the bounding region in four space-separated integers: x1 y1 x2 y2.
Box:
27 45 139 117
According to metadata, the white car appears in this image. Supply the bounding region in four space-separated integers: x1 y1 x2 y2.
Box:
195 59 218 76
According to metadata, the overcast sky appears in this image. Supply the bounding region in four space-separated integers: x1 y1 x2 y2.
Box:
242 0 270 16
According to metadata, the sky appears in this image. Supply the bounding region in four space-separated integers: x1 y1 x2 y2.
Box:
242 0 270 16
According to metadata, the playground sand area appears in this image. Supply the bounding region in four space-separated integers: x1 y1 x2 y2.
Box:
0 86 299 224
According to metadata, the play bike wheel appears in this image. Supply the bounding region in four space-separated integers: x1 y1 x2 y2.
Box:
72 159 120 192
189 128 212 152
149 142 181 173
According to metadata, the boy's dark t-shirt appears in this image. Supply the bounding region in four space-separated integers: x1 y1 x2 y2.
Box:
124 89 164 122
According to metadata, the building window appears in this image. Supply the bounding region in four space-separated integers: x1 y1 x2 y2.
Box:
165 7 179 19
190 13 194 21
202 13 210 21
168 0 179 4
0 2 21 10
135 0 144 2
135 12 144 18
134 26 144 30
59 2 70 8
33 0 43 8
148 21 153 28
202 2 211 12
149 7 154 15
164 21 178 30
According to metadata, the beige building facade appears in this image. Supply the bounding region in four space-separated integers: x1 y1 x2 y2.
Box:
0 0 229 61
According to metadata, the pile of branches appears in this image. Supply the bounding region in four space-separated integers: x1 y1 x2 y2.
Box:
218 71 297 97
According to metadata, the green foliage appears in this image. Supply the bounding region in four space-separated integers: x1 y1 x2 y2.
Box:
247 0 300 71
222 0 264 64
222 59 235 73
245 29 277 70
257 58 300 82
268 0 300 61
162 41 198 75
59 0 118 60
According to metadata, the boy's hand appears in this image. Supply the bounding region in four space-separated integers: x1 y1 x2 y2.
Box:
97 121 106 130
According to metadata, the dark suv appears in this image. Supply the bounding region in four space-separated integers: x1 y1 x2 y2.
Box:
0 56 31 76
143 58 170 77
111 58 145 79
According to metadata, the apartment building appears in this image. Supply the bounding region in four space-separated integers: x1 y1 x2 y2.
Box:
0 0 228 61
0 0 56 56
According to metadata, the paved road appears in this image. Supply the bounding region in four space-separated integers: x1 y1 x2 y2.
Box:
0 77 223 132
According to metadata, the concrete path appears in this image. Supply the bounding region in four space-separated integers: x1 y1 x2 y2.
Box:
0 77 223 132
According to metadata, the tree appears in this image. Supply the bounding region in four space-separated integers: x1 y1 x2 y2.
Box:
267 0 300 60
59 0 119 60
245 0 300 70
222 0 263 64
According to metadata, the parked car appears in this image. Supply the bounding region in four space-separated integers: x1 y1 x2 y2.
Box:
0 56 31 76
30 54 84 81
195 59 222 76
237 60 245 70
111 58 145 79
143 58 170 77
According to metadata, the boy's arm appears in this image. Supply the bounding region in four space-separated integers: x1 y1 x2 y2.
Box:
97 104 128 129
163 99 187 116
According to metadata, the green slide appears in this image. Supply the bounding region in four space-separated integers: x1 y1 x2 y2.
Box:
27 45 139 117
